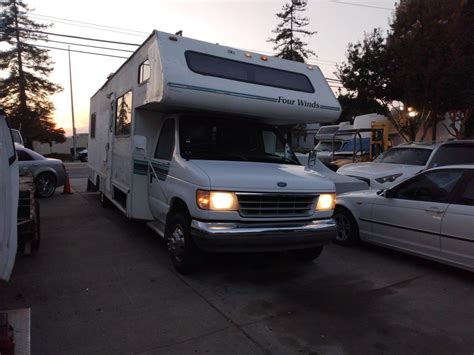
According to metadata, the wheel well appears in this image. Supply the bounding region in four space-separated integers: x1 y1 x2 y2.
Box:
334 205 359 229
165 198 190 237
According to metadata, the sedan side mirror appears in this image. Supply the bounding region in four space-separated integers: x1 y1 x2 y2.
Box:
383 189 395 198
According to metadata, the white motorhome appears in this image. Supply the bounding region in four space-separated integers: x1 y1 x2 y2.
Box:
87 31 342 273
0 112 19 281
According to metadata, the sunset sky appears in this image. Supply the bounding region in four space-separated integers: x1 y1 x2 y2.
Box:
25 0 396 135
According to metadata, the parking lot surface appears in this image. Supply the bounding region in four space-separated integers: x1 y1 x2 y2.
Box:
1 168 473 354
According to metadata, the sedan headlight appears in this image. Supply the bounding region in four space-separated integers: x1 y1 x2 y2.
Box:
196 190 239 211
315 193 336 211
375 173 403 184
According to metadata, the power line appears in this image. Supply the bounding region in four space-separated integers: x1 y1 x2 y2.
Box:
330 0 393 11
40 38 135 53
33 44 129 59
29 14 148 38
29 12 148 36
23 30 140 46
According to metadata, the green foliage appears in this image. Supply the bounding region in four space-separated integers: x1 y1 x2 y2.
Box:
0 0 65 148
336 91 387 122
268 0 316 63
337 0 474 140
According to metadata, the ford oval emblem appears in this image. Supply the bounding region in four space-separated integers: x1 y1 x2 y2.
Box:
277 182 287 187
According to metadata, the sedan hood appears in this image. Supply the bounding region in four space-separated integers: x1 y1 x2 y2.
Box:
338 162 423 178
189 160 335 192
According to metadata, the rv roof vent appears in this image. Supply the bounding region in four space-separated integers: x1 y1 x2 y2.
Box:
107 73 114 79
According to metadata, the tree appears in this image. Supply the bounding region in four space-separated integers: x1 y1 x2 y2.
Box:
0 0 65 148
268 0 316 63
336 91 387 123
337 0 474 141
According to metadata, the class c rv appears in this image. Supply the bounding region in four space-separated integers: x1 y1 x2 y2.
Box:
87 31 342 274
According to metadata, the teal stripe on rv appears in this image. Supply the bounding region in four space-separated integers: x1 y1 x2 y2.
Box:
167 82 278 102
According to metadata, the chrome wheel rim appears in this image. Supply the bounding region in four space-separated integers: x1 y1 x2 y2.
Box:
168 224 185 262
335 214 351 241
37 175 55 197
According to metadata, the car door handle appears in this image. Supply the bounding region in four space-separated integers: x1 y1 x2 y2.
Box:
425 207 443 214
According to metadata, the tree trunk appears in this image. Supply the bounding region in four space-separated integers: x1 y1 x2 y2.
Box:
13 0 27 113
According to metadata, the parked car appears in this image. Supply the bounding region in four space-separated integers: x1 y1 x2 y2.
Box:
334 165 474 272
16 144 67 198
338 140 474 189
11 129 24 145
78 149 88 162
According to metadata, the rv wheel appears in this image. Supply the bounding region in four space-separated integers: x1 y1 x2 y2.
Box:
167 212 201 275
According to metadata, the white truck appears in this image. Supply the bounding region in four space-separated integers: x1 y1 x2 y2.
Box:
0 111 19 281
87 31 342 273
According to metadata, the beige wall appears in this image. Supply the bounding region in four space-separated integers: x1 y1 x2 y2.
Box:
33 133 88 155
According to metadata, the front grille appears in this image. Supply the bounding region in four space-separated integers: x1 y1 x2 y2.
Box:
236 193 317 218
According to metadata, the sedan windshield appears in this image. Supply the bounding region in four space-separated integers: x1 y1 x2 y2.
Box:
375 147 433 166
179 116 299 165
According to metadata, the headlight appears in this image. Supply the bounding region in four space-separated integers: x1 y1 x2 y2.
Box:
196 190 239 211
375 173 402 184
315 193 336 211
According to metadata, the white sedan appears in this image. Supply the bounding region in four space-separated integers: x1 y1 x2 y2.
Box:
334 165 474 272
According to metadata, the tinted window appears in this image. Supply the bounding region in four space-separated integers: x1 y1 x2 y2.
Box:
428 144 474 168
453 172 474 206
185 51 314 93
375 147 432 165
17 150 33 161
90 113 96 139
179 116 298 165
115 91 132 136
340 138 370 153
138 59 150 84
394 170 463 203
154 119 175 161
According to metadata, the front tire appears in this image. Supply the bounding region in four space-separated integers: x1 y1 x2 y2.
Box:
333 207 359 246
290 246 323 262
166 212 201 275
35 173 57 198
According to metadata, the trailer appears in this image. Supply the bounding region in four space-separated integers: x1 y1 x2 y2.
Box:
88 31 342 273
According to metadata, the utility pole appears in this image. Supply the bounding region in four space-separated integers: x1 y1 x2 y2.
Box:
68 46 77 160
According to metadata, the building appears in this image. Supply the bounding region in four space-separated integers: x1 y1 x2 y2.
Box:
33 133 88 156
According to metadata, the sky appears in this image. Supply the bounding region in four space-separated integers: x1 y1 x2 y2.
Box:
23 0 396 135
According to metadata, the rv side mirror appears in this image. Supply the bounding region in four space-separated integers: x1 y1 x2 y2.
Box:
133 135 147 157
308 149 317 167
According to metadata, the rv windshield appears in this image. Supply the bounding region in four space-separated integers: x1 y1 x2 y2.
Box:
179 117 299 165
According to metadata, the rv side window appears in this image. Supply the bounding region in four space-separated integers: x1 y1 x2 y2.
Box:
90 113 96 138
185 51 315 93
138 59 150 84
154 119 175 161
115 91 132 136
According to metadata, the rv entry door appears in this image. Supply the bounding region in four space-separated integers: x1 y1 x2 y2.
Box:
148 119 175 222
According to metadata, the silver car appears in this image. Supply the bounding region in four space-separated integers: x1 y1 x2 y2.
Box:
334 165 474 272
15 144 67 198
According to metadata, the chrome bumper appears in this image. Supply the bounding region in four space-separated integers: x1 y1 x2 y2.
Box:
191 219 336 252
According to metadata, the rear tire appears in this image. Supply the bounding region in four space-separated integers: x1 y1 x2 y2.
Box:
166 212 201 275
333 207 359 246
290 246 323 262
35 173 56 198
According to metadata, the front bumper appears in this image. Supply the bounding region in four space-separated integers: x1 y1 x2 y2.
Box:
191 219 336 252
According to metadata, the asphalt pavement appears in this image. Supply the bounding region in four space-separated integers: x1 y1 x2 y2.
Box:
1 175 473 354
